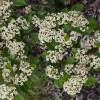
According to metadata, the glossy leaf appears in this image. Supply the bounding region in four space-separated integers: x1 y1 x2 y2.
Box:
71 3 85 11
54 74 70 87
85 76 96 87
13 0 26 6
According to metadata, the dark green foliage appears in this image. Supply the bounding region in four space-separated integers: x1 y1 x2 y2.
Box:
63 24 72 33
1 0 100 100
46 39 59 50
15 94 25 100
88 17 98 30
65 57 75 64
13 0 27 6
95 42 100 47
85 76 97 87
25 13 33 22
71 3 85 11
54 73 70 88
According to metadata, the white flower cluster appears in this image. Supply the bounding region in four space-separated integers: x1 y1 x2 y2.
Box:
81 35 96 50
6 40 25 56
32 15 41 27
2 68 12 82
25 5 32 14
45 65 59 79
0 57 33 86
63 49 89 96
33 11 88 44
0 1 13 21
90 55 100 69
67 11 89 30
16 17 30 30
13 61 33 86
54 41 99 95
63 47 100 96
0 84 17 100
64 63 88 77
75 49 90 65
46 50 64 63
1 20 20 40
32 11 88 64
32 11 100 96
0 56 10 69
64 64 74 74
1 17 29 41
0 1 33 100
63 75 86 96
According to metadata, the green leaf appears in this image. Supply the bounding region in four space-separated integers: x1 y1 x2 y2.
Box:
95 42 100 47
15 34 22 41
71 48 77 55
25 13 33 22
24 26 34 34
2 48 10 57
88 17 98 29
46 39 58 50
54 74 70 87
64 34 70 41
83 27 93 35
63 24 71 33
62 8 69 13
66 57 75 64
73 27 86 34
6 63 12 69
31 32 39 43
13 0 26 6
71 3 85 11
14 94 25 100
42 51 48 57
96 52 100 57
85 76 96 87
29 56 39 66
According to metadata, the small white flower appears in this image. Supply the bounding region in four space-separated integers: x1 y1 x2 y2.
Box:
63 75 86 96
25 5 32 14
45 65 59 79
64 64 74 74
6 40 25 56
0 84 17 100
46 50 64 63
2 68 12 82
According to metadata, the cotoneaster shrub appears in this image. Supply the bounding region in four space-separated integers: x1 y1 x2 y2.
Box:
32 10 100 96
0 0 100 100
0 1 36 99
